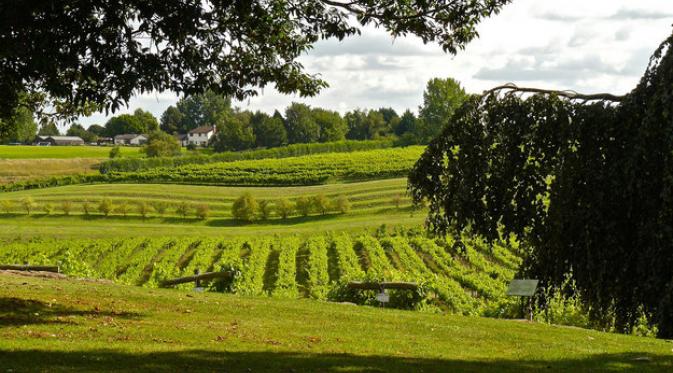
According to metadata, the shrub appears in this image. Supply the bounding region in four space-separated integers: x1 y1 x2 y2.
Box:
42 203 53 215
21 197 35 215
176 201 190 219
98 198 113 216
142 130 182 157
109 146 122 159
335 196 351 214
195 204 210 220
232 193 258 222
258 200 273 220
275 198 293 219
311 194 330 215
114 201 129 216
393 194 402 209
295 196 312 217
137 201 152 219
82 200 92 215
152 201 167 216
60 200 73 215
0 200 13 214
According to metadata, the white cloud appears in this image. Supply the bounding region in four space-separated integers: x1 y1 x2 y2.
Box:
78 0 673 127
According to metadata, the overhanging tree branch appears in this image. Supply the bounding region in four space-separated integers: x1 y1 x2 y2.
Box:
483 83 625 102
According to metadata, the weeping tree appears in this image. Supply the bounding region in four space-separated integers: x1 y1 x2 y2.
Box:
409 33 673 338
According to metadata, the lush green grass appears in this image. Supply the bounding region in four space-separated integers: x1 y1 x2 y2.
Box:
0 145 143 159
1 272 671 372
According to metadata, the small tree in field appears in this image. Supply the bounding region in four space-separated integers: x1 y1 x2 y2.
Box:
82 200 92 215
258 200 273 220
60 200 73 215
42 203 53 215
195 204 210 220
295 196 312 217
232 193 258 222
311 194 330 215
114 201 129 216
152 201 167 216
0 200 13 214
392 194 403 209
21 197 35 215
98 198 113 216
335 196 351 214
137 201 152 219
109 146 121 159
275 198 294 219
176 201 190 219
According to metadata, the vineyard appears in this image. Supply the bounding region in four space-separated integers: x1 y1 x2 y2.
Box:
0 230 522 315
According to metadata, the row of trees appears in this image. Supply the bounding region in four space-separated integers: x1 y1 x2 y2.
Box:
232 193 351 222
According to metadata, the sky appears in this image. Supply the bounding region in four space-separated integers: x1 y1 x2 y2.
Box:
79 0 673 127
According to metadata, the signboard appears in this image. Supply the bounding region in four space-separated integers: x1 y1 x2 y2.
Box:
376 291 390 303
507 279 539 297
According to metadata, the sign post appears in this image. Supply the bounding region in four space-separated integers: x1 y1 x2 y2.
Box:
506 279 539 321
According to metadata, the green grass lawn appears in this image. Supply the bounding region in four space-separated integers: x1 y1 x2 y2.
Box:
0 145 143 159
1 272 671 372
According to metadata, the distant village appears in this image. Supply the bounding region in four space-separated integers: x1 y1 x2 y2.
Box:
31 125 217 147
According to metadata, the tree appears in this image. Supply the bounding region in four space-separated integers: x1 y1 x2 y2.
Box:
313 108 347 142
295 197 312 217
335 196 351 214
176 202 190 219
114 201 130 217
42 203 53 215
195 204 210 220
0 1 507 128
21 197 35 215
285 103 319 144
61 201 73 216
345 109 388 140
275 198 294 219
66 123 96 143
133 109 159 132
212 112 255 152
258 200 273 220
142 131 181 158
137 202 152 219
38 122 60 136
160 106 184 134
82 200 92 215
416 77 468 143
104 114 144 137
98 198 113 216
152 201 167 216
87 124 106 137
109 146 122 159
232 193 258 222
0 106 37 144
311 194 330 215
394 110 417 136
174 91 232 133
251 112 287 148
408 35 673 338
1 200 13 214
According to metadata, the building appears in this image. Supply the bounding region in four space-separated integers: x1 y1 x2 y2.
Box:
114 134 148 146
174 133 189 147
34 135 85 146
97 137 114 146
187 125 216 146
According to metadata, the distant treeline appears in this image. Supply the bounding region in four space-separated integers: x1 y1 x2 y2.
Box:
99 139 394 173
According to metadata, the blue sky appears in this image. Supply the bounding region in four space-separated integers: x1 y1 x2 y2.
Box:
79 0 673 127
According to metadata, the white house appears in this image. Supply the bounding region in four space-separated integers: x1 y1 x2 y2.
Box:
174 133 189 147
114 134 148 146
188 125 217 146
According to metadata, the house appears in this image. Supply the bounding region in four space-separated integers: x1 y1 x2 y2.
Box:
187 125 217 146
174 133 189 147
114 134 148 146
34 135 85 146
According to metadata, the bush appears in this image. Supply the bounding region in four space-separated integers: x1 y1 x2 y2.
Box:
258 200 273 220
82 200 92 215
137 201 152 219
21 197 35 215
232 193 258 222
176 201 190 219
114 201 129 216
335 196 351 214
152 201 167 216
60 200 73 215
311 194 330 215
0 200 13 214
42 203 53 215
109 146 122 159
195 204 210 220
275 198 293 219
295 197 312 217
142 130 181 158
98 198 113 216
393 194 402 209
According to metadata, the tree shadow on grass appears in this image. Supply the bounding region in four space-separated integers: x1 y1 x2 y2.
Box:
0 297 142 327
206 214 341 228
0 350 671 372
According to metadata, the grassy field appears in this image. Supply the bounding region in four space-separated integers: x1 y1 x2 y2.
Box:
0 158 101 185
0 145 143 159
1 272 671 372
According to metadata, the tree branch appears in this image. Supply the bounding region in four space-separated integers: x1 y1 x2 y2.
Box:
482 83 625 102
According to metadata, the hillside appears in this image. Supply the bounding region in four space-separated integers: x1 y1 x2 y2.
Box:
1 272 671 372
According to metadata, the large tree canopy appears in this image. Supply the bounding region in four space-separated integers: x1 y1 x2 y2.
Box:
0 0 509 131
409 33 673 338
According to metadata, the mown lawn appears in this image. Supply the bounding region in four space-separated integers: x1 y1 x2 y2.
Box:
0 145 143 159
0 272 671 372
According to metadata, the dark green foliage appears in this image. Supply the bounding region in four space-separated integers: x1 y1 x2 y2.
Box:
416 77 468 144
142 131 181 158
104 115 144 137
87 124 105 137
38 123 60 136
173 92 232 133
251 112 287 148
232 193 258 222
66 124 97 143
0 106 37 144
285 103 320 144
212 112 255 152
409 34 673 338
109 146 121 159
345 110 389 140
0 1 508 125
313 108 347 142
159 106 183 134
